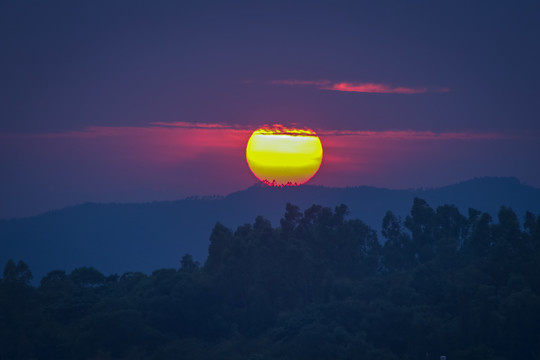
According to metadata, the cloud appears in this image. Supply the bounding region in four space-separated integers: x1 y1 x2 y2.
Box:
325 82 427 94
150 121 239 129
270 79 448 94
269 80 332 87
316 129 509 141
0 124 510 143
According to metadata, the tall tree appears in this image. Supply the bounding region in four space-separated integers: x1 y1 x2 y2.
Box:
405 198 437 262
382 211 414 270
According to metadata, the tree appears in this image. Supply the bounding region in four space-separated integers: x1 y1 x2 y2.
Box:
525 211 540 250
180 254 200 273
281 203 303 234
405 198 437 262
382 211 414 270
434 204 467 263
69 267 106 288
494 206 524 254
2 259 33 285
0 260 36 359
40 269 67 287
465 212 492 258
204 222 234 274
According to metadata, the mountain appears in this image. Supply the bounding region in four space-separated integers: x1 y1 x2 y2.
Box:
1 177 539 282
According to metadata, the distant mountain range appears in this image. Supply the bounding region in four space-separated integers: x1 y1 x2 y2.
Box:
1 177 539 283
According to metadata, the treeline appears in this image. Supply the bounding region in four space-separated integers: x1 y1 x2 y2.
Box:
1 199 540 360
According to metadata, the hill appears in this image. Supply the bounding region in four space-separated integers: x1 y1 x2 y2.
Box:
1 190 539 359
1 177 539 281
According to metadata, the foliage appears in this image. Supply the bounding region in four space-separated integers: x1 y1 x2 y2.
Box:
1 199 540 359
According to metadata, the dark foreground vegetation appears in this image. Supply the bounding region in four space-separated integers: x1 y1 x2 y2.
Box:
1 199 540 360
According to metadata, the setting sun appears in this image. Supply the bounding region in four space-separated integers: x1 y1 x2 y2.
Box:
246 125 323 186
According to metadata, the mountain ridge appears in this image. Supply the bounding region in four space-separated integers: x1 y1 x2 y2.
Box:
1 176 539 283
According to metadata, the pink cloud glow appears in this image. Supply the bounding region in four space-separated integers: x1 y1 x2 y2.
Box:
0 124 254 206
270 79 448 94
326 82 427 94
2 123 528 217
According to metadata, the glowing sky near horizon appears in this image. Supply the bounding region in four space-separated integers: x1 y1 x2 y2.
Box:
1 1 539 218
1 123 537 218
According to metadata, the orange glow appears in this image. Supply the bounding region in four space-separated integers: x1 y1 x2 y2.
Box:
245 125 323 186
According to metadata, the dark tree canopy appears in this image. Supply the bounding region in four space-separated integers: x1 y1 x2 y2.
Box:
1 199 539 360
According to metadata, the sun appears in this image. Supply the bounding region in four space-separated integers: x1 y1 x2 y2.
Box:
246 125 323 186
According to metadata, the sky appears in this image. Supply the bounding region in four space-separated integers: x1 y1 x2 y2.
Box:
1 0 539 219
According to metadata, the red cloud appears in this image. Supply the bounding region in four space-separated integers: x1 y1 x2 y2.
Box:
270 79 448 94
324 82 427 94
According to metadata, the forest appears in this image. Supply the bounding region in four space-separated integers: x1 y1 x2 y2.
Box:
1 198 540 360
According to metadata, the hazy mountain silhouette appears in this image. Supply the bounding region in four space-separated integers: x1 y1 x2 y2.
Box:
1 177 539 282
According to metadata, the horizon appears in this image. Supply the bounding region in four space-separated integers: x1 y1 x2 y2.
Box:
3 172 540 287
1 175 536 221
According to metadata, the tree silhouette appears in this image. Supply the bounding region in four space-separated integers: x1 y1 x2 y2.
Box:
0 199 539 359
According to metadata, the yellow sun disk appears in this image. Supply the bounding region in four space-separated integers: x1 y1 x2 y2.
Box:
246 133 323 185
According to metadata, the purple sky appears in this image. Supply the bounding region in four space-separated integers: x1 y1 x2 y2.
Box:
1 1 539 218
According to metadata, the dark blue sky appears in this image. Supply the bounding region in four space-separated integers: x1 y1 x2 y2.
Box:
1 1 539 218
3 0 539 133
